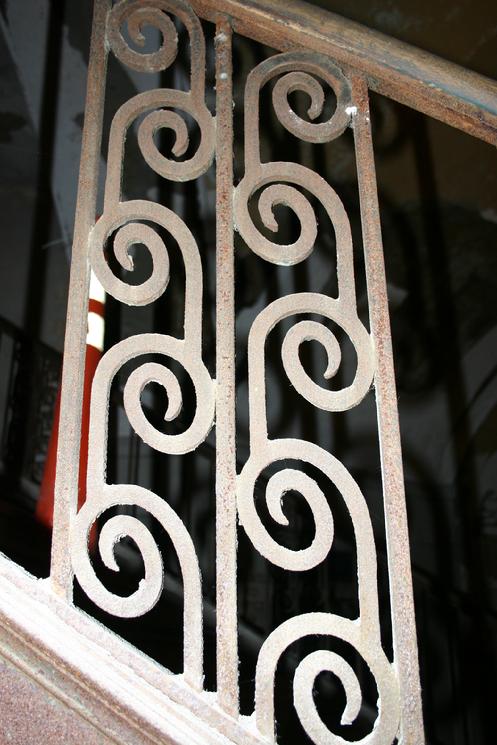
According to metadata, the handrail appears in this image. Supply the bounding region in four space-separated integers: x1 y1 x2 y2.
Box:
6 1 491 743
192 0 497 146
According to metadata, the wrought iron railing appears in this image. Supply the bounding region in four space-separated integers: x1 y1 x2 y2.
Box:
2 1 497 744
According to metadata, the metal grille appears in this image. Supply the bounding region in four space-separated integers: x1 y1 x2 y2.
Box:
49 1 425 742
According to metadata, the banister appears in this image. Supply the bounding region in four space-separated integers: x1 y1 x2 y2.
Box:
191 0 497 145
8 0 496 742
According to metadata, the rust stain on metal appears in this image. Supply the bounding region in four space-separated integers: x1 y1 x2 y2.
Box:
191 0 497 145
1 0 463 742
68 0 216 693
214 16 239 718
50 0 111 602
351 73 425 744
233 49 405 744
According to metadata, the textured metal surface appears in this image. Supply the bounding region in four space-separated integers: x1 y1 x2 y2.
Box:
50 0 110 600
189 0 497 146
68 0 216 694
214 18 238 717
233 51 406 744
1 0 436 743
351 74 424 743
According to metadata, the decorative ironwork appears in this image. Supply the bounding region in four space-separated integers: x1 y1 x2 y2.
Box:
46 0 423 743
69 0 215 692
234 52 399 744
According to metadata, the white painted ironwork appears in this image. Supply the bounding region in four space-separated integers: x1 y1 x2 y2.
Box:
47 1 424 743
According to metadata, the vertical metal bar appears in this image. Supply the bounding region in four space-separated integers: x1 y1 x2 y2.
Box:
351 74 425 744
214 17 239 716
50 0 110 599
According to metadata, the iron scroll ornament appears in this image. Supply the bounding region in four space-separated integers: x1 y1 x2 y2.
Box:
67 0 404 737
234 53 400 742
69 0 215 692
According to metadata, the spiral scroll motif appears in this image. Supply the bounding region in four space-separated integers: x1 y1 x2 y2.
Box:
255 615 399 745
234 52 353 267
108 0 200 77
236 52 400 741
69 0 214 691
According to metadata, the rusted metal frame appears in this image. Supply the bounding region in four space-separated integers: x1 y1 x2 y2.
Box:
232 47 404 742
214 17 239 716
191 0 497 146
50 0 110 599
352 73 424 745
65 0 216 694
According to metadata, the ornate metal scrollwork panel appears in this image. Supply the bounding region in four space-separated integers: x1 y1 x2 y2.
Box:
234 51 401 744
55 0 216 694
52 1 423 743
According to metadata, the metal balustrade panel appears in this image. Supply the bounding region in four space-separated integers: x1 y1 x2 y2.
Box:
17 0 457 742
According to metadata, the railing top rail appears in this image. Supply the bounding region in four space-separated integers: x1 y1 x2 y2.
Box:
192 0 497 146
